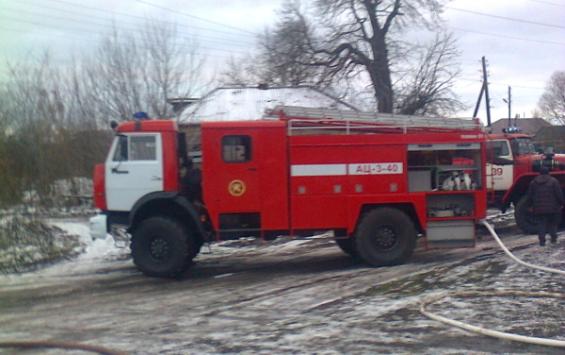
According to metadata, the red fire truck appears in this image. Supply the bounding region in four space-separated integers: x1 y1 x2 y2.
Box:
486 130 565 233
90 106 487 277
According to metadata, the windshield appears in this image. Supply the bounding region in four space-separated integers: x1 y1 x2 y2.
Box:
513 137 536 155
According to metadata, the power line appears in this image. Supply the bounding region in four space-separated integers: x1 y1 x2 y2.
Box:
9 1 256 47
34 0 257 41
526 0 565 7
0 16 252 57
0 24 243 62
451 26 565 46
136 0 259 36
447 6 565 30
500 83 545 90
0 16 248 56
459 78 544 90
0 5 255 54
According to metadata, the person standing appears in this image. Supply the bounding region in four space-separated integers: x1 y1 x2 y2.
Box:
526 167 564 246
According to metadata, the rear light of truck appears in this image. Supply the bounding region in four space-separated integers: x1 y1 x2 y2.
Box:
93 163 107 210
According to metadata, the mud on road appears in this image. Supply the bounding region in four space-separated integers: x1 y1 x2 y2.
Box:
1 226 564 354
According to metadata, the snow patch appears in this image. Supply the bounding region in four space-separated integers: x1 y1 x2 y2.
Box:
51 221 124 261
197 235 332 261
214 273 234 279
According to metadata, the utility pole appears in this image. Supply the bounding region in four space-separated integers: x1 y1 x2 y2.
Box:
503 85 512 127
507 86 512 120
472 82 485 118
473 56 492 127
481 56 492 127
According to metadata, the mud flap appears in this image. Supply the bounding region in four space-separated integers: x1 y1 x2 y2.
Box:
426 220 475 248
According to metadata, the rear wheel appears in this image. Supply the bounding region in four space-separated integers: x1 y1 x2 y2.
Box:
335 238 358 257
131 217 196 277
515 196 538 234
355 208 417 266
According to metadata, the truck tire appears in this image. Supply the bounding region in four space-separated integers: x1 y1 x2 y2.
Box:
355 208 417 266
514 196 538 234
335 238 358 257
131 217 195 277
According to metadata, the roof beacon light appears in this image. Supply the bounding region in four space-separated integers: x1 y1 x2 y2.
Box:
133 111 150 120
502 126 521 134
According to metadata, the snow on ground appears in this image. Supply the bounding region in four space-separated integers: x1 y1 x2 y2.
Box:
197 235 331 260
48 220 124 261
0 219 127 288
486 207 516 228
0 217 564 354
41 220 128 275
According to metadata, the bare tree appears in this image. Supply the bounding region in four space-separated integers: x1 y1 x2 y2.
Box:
0 19 210 207
220 1 332 88
395 33 464 115
82 19 209 123
538 71 565 125
220 55 261 86
0 53 73 201
257 1 331 87
264 0 451 113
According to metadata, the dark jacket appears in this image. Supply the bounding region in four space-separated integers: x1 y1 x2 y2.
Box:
526 174 564 214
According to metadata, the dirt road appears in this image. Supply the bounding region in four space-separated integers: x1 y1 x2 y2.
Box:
1 226 564 354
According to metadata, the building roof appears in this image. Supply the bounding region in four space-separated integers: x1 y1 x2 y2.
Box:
534 126 565 152
177 86 359 123
489 118 552 135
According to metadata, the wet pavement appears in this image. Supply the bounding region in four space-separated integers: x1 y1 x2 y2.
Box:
0 221 564 354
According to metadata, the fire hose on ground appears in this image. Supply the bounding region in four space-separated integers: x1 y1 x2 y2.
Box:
1 221 563 352
419 220 565 348
0 339 127 354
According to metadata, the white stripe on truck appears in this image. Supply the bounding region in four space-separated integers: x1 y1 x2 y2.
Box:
291 163 403 176
291 164 347 176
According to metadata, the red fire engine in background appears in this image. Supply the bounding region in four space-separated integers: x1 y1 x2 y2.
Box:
486 129 565 233
91 106 488 277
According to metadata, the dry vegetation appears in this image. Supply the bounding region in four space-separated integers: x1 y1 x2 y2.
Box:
0 20 206 208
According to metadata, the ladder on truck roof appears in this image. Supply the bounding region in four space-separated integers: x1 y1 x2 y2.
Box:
264 105 484 135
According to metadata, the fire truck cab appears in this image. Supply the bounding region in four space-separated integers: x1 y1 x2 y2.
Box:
486 131 565 233
92 106 487 277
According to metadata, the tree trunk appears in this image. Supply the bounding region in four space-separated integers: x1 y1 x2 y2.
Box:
371 37 394 113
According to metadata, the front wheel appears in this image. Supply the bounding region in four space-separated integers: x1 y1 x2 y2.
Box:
355 208 417 266
514 196 538 234
131 217 195 277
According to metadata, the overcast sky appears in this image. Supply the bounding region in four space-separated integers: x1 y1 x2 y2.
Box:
0 0 564 123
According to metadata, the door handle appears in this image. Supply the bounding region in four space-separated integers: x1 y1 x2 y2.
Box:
151 176 162 181
247 167 257 171
111 167 129 174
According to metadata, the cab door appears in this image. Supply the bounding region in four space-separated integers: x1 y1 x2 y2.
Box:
486 139 514 191
105 133 163 211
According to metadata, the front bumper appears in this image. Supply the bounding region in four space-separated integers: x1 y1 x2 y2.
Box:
89 214 108 240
